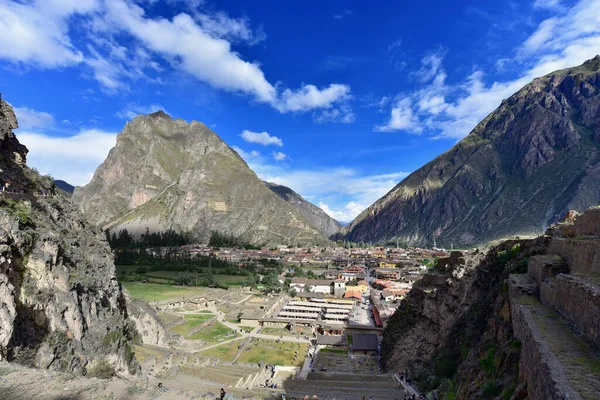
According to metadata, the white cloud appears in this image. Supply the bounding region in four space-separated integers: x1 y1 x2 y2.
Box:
374 98 422 133
116 103 169 119
272 151 287 161
333 10 352 19
240 130 283 146
17 129 117 186
319 201 365 223
314 104 356 124
231 146 261 162
534 0 565 11
276 84 351 112
12 106 55 129
377 0 600 139
0 0 350 114
196 11 266 45
0 0 97 68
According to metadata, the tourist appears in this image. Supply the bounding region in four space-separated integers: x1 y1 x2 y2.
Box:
219 388 226 399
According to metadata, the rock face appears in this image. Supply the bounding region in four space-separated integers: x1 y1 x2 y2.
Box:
342 56 600 247
382 207 600 399
0 94 148 376
72 112 329 245
264 181 342 238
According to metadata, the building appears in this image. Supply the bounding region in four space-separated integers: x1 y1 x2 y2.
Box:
333 279 346 297
375 268 400 280
290 277 307 290
306 279 335 294
352 333 378 354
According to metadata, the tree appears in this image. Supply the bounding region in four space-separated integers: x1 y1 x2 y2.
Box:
289 288 297 297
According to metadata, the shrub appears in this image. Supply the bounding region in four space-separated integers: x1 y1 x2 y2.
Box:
87 359 115 379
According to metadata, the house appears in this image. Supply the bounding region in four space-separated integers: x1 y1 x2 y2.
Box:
343 291 362 301
375 268 400 280
352 333 378 354
290 277 307 290
355 280 370 293
333 279 346 297
381 290 394 302
317 335 345 346
378 259 402 268
306 279 334 294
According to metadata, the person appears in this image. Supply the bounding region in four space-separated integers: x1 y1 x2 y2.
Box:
219 388 226 400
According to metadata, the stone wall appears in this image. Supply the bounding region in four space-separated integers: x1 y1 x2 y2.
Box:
547 239 600 276
540 275 600 347
509 295 581 400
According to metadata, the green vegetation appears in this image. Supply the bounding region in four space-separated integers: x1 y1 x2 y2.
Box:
187 322 238 343
122 282 209 302
236 340 308 366
170 314 215 337
208 231 262 249
197 342 239 362
0 197 34 228
319 348 348 355
87 359 115 379
107 228 190 249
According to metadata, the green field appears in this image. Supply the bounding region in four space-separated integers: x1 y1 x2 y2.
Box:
118 266 249 287
236 340 308 366
122 282 209 302
188 321 239 343
170 314 215 337
197 342 241 362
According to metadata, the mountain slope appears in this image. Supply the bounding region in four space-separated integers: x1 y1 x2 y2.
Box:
72 112 329 245
342 56 600 247
265 181 342 237
54 180 74 195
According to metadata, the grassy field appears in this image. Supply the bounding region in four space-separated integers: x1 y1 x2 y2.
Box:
170 314 215 337
122 282 210 302
197 342 241 362
188 321 239 343
261 327 295 336
117 266 249 287
236 339 308 366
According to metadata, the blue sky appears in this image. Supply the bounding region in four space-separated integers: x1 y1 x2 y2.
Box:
0 0 598 222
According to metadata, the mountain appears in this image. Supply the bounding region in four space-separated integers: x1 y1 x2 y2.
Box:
341 56 600 247
54 179 74 195
264 181 342 238
0 94 167 375
72 112 329 245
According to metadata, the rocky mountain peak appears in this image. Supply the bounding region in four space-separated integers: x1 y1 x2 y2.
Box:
73 114 330 245
341 56 600 248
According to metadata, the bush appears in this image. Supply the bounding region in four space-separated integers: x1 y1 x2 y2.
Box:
87 358 115 379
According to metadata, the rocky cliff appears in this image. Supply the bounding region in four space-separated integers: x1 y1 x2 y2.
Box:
342 56 600 247
265 181 342 238
0 94 167 377
382 207 600 399
72 112 329 245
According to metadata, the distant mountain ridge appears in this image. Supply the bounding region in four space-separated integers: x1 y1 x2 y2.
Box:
72 111 330 245
341 56 600 247
265 181 342 237
54 179 74 195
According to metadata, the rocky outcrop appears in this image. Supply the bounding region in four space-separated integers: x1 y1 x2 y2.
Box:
382 207 600 399
0 94 146 377
265 181 342 237
381 238 546 397
342 56 600 247
72 112 330 245
126 296 170 348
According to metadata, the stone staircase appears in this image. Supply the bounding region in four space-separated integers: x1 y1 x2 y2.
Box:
282 373 405 399
509 237 600 400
